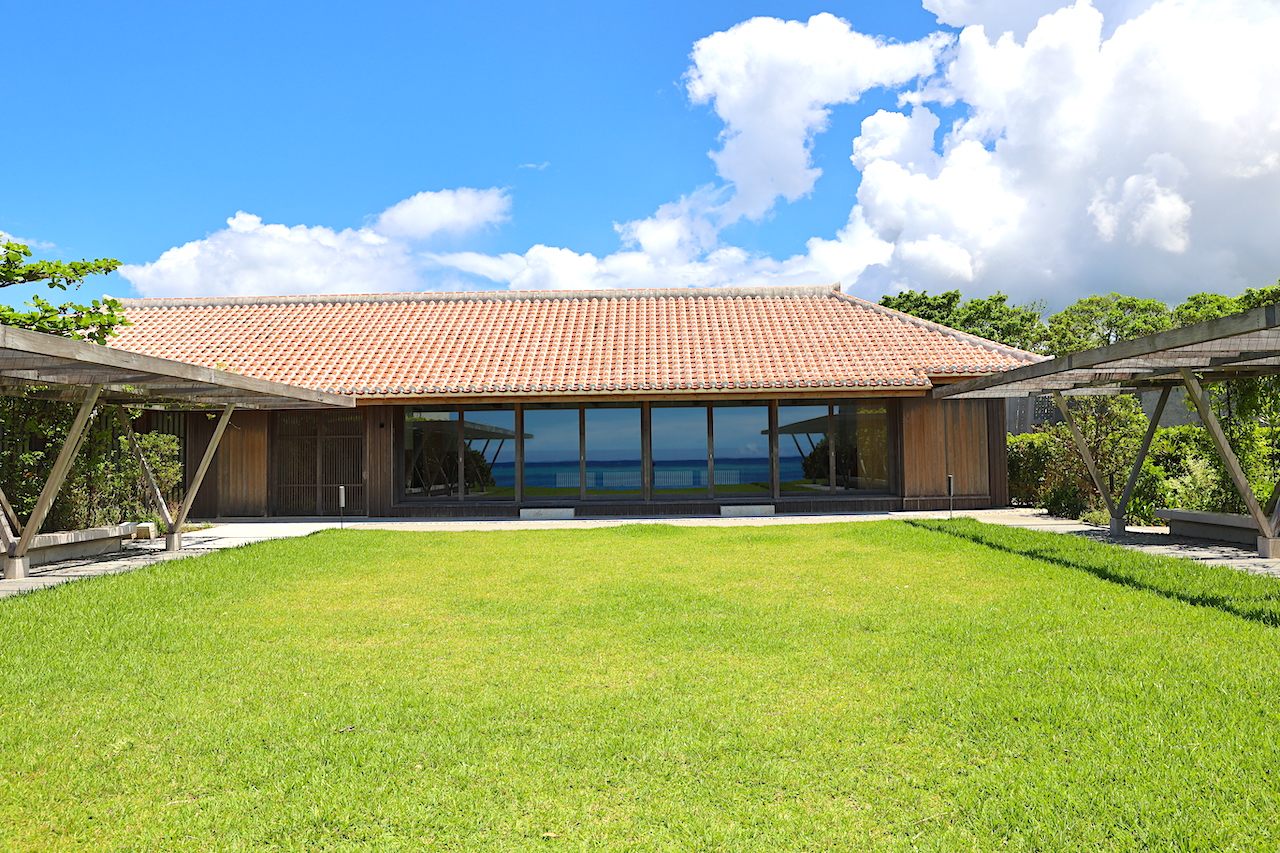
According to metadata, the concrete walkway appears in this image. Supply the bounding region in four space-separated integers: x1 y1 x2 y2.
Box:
2 508 1278 600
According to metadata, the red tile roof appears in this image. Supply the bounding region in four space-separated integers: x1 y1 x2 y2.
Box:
109 285 1042 399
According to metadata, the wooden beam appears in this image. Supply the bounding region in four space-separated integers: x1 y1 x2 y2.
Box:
0 325 353 409
13 385 103 558
116 407 175 531
1052 392 1117 518
937 302 1280 399
171 404 236 534
1114 386 1171 523
1180 370 1275 539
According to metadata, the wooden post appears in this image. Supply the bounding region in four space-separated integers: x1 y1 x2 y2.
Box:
169 404 235 550
13 385 103 560
514 404 524 505
641 403 652 502
1112 386 1171 533
769 402 780 501
1180 370 1275 540
0 485 21 539
457 411 466 501
117 407 175 532
827 404 836 493
578 408 587 501
1052 392 1117 518
706 406 715 499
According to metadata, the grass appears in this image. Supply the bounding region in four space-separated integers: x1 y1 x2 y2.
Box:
2 519 1280 849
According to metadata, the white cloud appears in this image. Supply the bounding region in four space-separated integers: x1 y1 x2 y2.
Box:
923 0 1157 38
121 188 510 297
125 2 1280 308
373 187 510 240
685 13 949 222
844 0 1280 303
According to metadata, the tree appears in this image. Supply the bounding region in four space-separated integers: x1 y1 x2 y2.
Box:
880 289 1047 352
1045 293 1172 356
0 240 127 343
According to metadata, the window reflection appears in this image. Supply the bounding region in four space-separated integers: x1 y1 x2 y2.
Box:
585 407 642 498
462 409 517 500
522 408 580 498
832 403 890 492
779 404 830 494
711 405 771 496
403 409 460 498
651 406 709 497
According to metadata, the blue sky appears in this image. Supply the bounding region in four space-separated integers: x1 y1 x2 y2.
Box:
6 1 1280 309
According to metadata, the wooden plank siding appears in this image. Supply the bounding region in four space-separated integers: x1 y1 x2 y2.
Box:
901 399 947 497
986 400 1009 507
215 411 268 516
901 398 990 500
183 412 218 519
364 406 395 516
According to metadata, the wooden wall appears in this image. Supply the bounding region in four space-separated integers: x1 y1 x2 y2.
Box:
364 406 395 516
901 398 997 500
216 412 268 516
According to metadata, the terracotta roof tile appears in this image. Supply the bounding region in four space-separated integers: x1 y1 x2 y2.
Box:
108 285 1043 398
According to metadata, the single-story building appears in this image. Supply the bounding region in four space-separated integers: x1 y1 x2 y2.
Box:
108 284 1040 518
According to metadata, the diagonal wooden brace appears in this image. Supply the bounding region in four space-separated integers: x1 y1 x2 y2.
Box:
167 404 235 551
1053 392 1117 519
1111 385 1172 533
13 385 103 559
1180 370 1276 541
116 408 174 532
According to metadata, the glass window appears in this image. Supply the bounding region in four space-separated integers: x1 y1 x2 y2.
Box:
651 406 709 497
584 407 642 498
832 403 891 492
522 408 581 499
779 404 831 494
403 409 460 499
711 405 771 497
462 409 517 500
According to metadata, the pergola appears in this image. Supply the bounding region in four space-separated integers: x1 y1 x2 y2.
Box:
935 302 1280 556
0 324 354 579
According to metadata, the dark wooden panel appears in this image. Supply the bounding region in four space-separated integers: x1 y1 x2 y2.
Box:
183 412 218 519
987 399 1009 507
271 410 367 516
365 406 395 517
216 411 268 517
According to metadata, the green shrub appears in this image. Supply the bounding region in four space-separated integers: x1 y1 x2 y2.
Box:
1008 431 1053 505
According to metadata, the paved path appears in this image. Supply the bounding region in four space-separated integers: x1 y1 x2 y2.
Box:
3 509 1277 599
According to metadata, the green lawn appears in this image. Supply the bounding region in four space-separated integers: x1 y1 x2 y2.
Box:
3 520 1280 849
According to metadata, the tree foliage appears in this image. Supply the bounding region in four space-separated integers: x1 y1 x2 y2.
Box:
1043 292 1173 357
0 240 127 343
880 289 1048 353
898 279 1280 523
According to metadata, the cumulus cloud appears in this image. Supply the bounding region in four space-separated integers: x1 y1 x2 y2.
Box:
125 2 1280 307
850 0 1280 302
374 187 510 239
686 13 949 223
121 188 510 297
923 0 1156 38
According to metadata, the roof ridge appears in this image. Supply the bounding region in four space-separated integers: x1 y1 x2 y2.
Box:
832 291 1046 364
116 283 841 308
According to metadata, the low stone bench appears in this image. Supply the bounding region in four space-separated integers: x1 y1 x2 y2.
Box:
1155 508 1260 546
22 523 139 568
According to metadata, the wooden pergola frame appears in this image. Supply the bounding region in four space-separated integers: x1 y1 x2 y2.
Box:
936 303 1280 555
0 325 354 579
